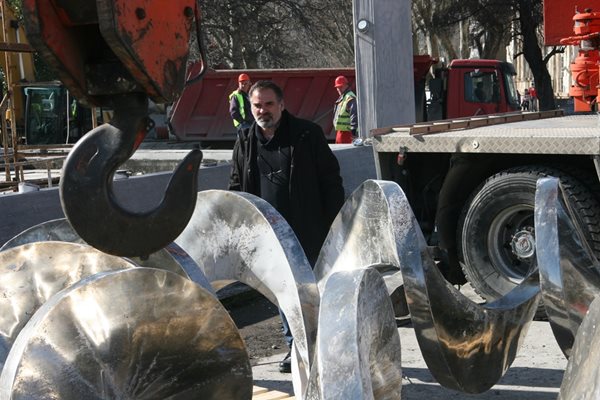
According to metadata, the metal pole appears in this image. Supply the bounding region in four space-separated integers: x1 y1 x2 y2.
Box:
46 160 52 188
66 90 70 144
0 0 22 182
91 107 98 129
0 95 10 182
353 0 415 143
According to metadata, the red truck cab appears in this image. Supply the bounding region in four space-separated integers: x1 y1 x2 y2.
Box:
428 59 520 121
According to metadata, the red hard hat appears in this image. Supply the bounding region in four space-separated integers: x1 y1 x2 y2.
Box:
334 75 349 88
238 73 250 82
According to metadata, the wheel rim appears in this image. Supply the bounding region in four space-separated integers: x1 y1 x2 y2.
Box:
487 204 536 283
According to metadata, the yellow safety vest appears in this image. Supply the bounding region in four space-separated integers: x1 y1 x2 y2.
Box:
334 90 356 131
229 90 247 128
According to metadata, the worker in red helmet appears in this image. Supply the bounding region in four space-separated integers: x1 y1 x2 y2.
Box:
229 73 255 131
333 75 358 144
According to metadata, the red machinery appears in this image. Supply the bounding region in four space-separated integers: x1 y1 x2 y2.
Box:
20 1 204 257
559 8 600 112
21 0 199 106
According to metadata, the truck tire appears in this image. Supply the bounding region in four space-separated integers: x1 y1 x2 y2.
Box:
457 166 600 301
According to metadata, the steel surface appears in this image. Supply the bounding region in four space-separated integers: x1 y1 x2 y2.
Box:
314 179 404 299
535 177 600 357
0 218 213 293
559 295 600 399
5 178 600 397
0 242 137 372
176 190 319 397
0 268 252 399
372 114 600 155
318 180 540 393
316 268 402 399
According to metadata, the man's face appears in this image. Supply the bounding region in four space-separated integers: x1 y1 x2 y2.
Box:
239 80 251 92
336 84 347 96
250 88 284 130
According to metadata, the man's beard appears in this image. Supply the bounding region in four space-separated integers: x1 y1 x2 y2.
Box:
256 115 277 129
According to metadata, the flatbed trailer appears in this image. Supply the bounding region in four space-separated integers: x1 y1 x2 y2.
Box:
372 111 600 300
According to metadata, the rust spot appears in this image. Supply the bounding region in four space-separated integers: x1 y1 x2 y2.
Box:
135 8 146 20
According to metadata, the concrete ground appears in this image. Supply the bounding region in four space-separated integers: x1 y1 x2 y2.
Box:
251 284 567 399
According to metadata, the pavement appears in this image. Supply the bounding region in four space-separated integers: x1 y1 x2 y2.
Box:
251 284 568 399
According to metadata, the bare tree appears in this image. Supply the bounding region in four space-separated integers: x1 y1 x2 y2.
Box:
421 0 556 110
198 0 354 69
412 0 460 59
514 0 555 110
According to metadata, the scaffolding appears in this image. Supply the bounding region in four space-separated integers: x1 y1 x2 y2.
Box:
0 0 70 193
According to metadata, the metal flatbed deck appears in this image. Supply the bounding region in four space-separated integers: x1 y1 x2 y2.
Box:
373 112 600 155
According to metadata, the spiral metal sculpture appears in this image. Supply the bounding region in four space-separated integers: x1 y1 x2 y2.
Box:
0 178 600 399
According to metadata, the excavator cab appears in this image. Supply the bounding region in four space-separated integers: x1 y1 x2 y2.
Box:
22 84 93 145
24 85 66 144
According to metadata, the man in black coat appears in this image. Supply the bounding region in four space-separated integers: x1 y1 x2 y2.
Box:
229 80 344 372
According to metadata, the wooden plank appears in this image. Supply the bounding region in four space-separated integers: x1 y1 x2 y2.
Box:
0 41 35 53
252 385 294 400
4 156 67 168
17 144 74 150
252 390 293 400
253 386 269 395
371 110 565 136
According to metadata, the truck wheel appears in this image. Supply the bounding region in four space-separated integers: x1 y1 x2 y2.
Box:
457 166 600 301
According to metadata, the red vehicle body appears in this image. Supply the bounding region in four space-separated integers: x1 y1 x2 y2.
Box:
169 57 520 142
442 59 520 118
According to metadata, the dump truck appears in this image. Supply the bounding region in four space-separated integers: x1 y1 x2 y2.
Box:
168 56 520 142
371 0 600 301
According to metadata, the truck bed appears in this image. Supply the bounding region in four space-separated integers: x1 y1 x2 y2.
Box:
372 112 600 155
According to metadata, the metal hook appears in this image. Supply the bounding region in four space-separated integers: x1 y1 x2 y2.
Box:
60 93 202 258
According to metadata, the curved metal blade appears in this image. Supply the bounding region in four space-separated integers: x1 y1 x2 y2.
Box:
0 268 252 399
0 241 137 372
317 179 540 393
317 268 402 399
559 294 600 399
1 218 213 293
175 189 319 397
314 181 401 293
535 177 600 357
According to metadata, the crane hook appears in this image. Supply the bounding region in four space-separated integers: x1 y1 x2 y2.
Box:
60 93 202 258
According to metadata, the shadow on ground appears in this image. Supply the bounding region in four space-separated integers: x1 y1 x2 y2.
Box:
402 366 564 399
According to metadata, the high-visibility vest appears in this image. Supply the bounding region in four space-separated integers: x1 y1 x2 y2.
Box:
334 90 356 131
229 90 247 128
